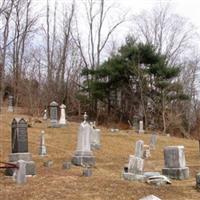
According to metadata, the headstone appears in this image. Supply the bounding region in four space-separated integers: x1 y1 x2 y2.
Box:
59 104 66 126
14 160 27 184
83 167 92 177
149 133 157 150
162 146 189 179
6 118 36 176
139 195 161 200
8 95 14 112
135 140 144 158
128 155 144 174
196 172 200 191
90 125 101 150
39 130 47 156
71 112 95 166
43 109 48 120
12 118 28 153
49 101 59 128
62 161 71 170
146 175 171 186
139 120 144 134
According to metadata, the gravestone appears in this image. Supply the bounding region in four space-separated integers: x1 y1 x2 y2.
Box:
6 118 36 176
139 120 144 134
123 155 145 181
135 140 144 158
59 104 66 126
49 101 59 128
14 160 27 184
71 112 95 166
162 146 189 179
8 95 14 112
149 133 157 150
43 109 48 120
90 123 101 150
143 145 151 159
39 130 47 156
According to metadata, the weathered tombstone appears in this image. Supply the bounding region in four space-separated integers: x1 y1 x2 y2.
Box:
8 95 14 112
6 118 36 176
71 112 95 166
83 167 92 177
49 101 59 128
62 161 71 170
196 172 200 191
39 130 47 156
162 146 189 179
123 155 145 181
139 195 161 200
90 123 101 150
149 133 157 150
135 140 144 158
14 160 27 184
59 104 66 126
43 109 48 120
139 120 144 134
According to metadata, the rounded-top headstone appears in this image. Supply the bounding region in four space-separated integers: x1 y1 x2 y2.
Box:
60 104 66 109
50 101 58 107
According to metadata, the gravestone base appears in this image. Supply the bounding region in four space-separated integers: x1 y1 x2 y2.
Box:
5 153 36 176
162 167 189 180
48 123 61 128
122 172 146 182
72 151 95 166
91 143 101 150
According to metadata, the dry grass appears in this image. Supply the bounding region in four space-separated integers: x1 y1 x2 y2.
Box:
0 107 200 200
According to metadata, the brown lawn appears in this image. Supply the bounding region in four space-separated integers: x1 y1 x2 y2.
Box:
0 107 200 200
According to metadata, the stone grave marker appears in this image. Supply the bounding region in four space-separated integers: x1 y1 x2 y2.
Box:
162 146 189 179
139 120 144 134
71 112 95 166
49 101 59 128
39 130 47 156
139 195 161 200
149 133 157 150
14 160 27 184
135 140 144 158
8 95 14 112
43 109 48 120
90 122 101 150
6 118 36 176
59 104 66 126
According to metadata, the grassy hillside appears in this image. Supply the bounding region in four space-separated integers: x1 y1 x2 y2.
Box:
0 108 200 200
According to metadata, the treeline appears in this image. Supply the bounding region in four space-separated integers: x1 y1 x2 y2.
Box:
0 0 200 136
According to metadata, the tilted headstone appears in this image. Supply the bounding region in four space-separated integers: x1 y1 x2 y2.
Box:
162 146 189 179
59 104 66 126
135 140 144 158
6 118 36 176
12 118 28 153
71 112 95 166
39 130 47 156
8 95 14 112
128 155 144 174
14 160 27 184
149 133 157 150
43 109 48 120
139 120 144 134
49 101 59 127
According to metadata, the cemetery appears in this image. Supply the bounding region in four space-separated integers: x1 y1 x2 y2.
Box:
0 107 200 200
1 0 200 199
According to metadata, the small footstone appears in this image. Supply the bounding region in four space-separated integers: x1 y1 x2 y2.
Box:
62 161 71 170
83 167 92 177
43 160 53 168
